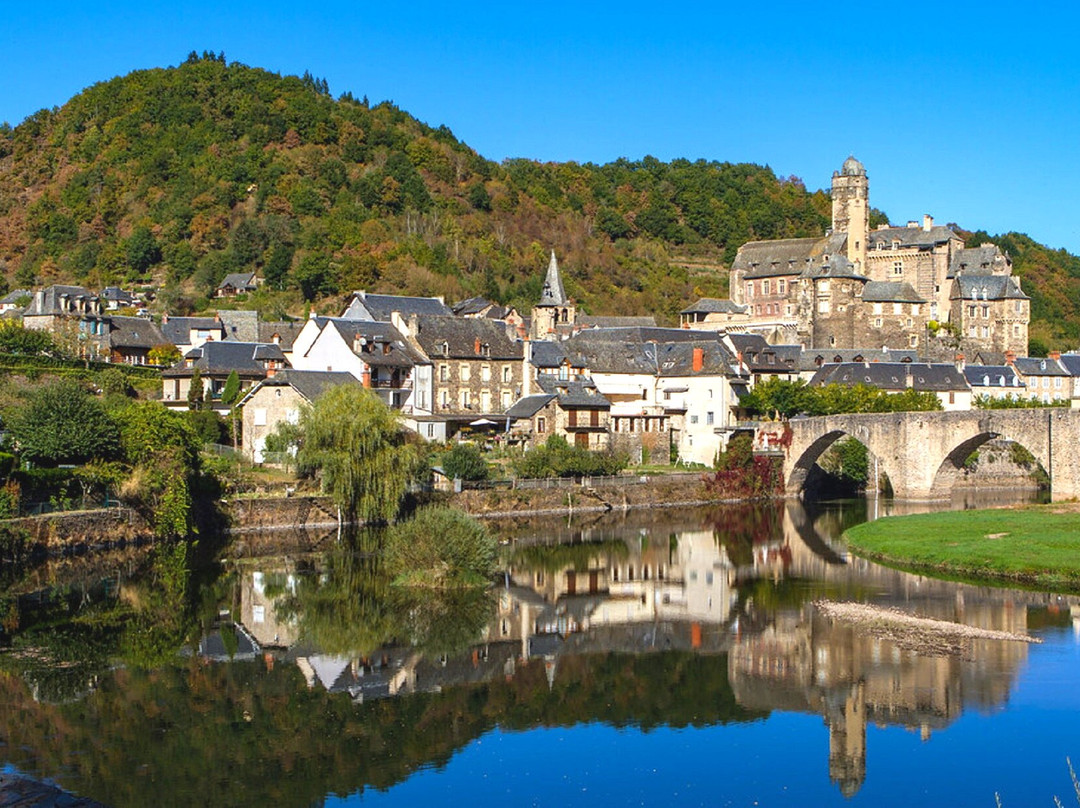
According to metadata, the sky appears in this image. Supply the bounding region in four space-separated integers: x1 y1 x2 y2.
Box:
2 1 1079 253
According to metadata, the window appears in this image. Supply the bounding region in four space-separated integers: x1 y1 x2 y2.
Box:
425 424 435 438
893 302 903 314
501 390 511 408
706 411 714 425
502 365 512 383
912 304 921 316
906 318 913 328
253 408 267 426
481 364 491 382
873 303 883 315
875 317 883 328
746 282 754 298
460 364 471 382
909 334 918 348
439 364 449 382
481 391 491 411
762 280 770 295
1014 300 1023 314
982 306 990 320
893 260 903 276
981 326 989 338
690 414 699 424
440 389 450 407
460 390 471 409
1014 324 1021 336
818 300 830 313
778 280 787 295
536 416 546 433
1055 377 1063 389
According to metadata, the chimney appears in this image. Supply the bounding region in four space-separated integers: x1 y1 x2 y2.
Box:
309 309 318 319
907 220 918 229
361 366 372 388
923 214 934 231
905 366 914 388
474 337 482 355
955 353 965 371
162 312 169 323
1050 350 1061 361
1005 350 1016 365
34 289 44 312
692 347 704 372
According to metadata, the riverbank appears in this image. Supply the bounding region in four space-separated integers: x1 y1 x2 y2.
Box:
844 505 1080 592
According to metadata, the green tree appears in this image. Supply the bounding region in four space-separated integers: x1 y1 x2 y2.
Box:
187 368 205 410
5 380 120 466
126 226 162 275
0 321 67 358
440 443 490 481
297 385 423 528
383 506 496 587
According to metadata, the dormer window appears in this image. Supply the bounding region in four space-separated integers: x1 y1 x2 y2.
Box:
892 240 900 250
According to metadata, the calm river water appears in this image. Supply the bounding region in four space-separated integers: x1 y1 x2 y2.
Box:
2 491 1078 807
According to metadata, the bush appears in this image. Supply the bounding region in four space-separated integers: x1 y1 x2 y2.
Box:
512 435 629 479
383 507 496 587
440 443 490 481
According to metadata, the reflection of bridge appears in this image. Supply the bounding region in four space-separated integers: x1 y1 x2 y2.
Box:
784 409 1080 501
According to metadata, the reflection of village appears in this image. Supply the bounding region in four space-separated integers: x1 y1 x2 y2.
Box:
235 498 1080 797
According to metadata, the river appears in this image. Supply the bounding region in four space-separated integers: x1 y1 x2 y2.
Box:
1 491 1077 806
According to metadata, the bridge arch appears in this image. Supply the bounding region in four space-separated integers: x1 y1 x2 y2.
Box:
785 427 896 499
929 429 1048 495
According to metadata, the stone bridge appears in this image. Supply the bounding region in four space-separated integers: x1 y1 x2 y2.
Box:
783 409 1080 501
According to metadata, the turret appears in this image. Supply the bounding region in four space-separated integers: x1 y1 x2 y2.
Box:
832 156 869 269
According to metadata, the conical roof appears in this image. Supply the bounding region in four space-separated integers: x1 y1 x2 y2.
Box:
538 250 568 307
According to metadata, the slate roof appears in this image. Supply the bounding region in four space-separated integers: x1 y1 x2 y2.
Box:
868 225 958 250
577 315 658 328
963 365 1025 389
100 286 136 304
218 272 257 291
861 281 925 303
217 309 260 342
23 285 98 316
680 298 748 315
948 245 1011 279
654 340 740 376
342 291 453 321
1012 356 1069 378
106 316 167 349
1057 354 1080 377
451 296 493 316
257 320 305 351
529 340 588 370
534 376 610 408
537 250 568 306
0 289 30 306
732 233 848 279
319 319 429 367
951 274 1028 301
248 369 360 403
163 341 286 377
160 316 223 346
799 348 918 372
411 315 522 360
562 328 710 375
505 394 555 419
809 362 970 392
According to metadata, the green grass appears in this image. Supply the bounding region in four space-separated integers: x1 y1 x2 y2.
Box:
844 506 1080 593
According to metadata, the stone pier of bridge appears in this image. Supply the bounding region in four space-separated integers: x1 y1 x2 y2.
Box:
782 409 1080 501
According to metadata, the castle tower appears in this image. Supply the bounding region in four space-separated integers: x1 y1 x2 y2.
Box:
831 156 869 270
530 250 575 340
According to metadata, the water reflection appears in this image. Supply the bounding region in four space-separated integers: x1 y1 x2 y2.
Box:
0 493 1075 805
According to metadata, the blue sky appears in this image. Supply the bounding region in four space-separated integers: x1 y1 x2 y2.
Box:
3 1 1079 253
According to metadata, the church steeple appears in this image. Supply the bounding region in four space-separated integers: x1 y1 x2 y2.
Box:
531 249 575 340
538 249 568 307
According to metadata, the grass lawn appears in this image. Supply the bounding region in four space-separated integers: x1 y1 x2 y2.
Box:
843 506 1080 592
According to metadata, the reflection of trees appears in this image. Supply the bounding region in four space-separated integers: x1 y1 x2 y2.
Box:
504 539 630 573
389 587 495 657
0 650 763 808
273 534 496 658
705 502 785 567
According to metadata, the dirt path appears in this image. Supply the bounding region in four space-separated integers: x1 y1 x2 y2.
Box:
815 599 1041 657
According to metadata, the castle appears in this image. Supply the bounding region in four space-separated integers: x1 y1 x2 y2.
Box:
716 157 1029 354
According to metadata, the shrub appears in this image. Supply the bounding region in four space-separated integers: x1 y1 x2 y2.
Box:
383 507 496 587
512 435 629 479
440 443 490 481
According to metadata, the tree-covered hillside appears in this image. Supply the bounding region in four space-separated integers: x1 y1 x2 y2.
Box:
0 53 1077 341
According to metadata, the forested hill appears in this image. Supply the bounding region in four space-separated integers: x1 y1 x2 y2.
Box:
0 54 1076 343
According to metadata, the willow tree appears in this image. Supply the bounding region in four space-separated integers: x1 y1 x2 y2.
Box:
297 385 422 530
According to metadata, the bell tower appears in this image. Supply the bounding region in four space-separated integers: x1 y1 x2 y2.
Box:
831 156 869 269
530 250 575 340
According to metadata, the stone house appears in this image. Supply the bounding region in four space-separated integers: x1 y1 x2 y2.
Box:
1010 353 1070 403
216 272 258 297
160 315 227 355
22 285 102 336
101 315 168 365
857 281 928 351
341 290 452 321
162 341 288 413
239 369 359 463
796 348 919 383
962 364 1026 402
506 377 612 450
679 298 749 330
949 274 1029 356
404 315 524 417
